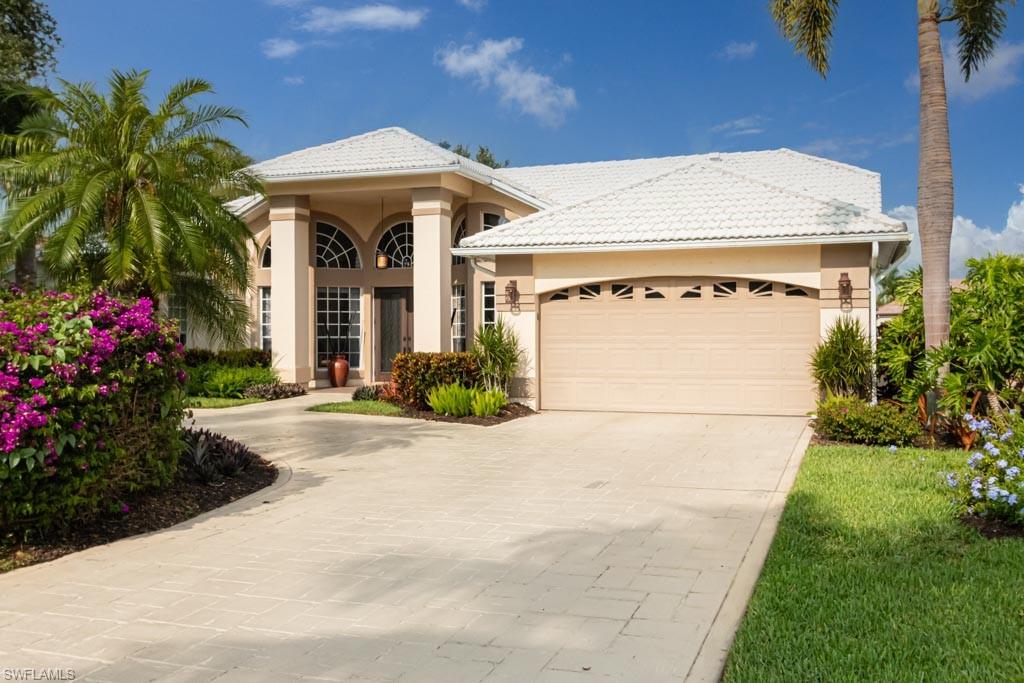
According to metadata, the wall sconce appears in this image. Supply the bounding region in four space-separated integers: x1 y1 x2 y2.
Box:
375 251 389 269
505 279 521 312
838 271 853 311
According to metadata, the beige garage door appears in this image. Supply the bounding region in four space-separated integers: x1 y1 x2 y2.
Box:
539 277 819 415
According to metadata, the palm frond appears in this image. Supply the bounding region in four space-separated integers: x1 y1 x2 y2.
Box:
769 0 841 77
0 69 263 341
951 0 1015 79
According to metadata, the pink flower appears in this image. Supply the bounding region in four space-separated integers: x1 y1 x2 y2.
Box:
28 377 45 389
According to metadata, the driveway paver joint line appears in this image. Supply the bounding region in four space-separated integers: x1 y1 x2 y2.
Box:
0 398 806 682
684 421 813 683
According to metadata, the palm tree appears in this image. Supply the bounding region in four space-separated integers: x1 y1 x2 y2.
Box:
769 0 1016 352
0 69 263 344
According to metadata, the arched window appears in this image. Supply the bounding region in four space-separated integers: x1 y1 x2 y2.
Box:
452 217 466 265
315 222 361 269
260 241 272 269
376 221 414 268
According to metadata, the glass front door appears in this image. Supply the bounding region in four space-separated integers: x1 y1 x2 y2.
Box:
374 287 413 379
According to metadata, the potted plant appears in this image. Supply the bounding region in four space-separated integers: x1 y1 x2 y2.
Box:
319 322 350 387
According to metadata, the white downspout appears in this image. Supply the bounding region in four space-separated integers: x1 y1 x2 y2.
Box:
468 255 497 278
869 241 879 404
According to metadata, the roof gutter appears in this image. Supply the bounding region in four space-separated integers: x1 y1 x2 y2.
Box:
453 231 912 257
258 166 552 211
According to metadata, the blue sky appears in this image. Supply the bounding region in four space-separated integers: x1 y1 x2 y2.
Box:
49 0 1024 272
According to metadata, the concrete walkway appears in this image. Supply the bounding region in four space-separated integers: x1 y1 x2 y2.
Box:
0 395 808 682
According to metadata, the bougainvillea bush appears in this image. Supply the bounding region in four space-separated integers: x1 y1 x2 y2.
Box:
945 412 1024 525
0 288 187 533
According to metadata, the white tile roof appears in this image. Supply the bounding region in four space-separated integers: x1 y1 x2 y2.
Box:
249 127 549 205
497 148 881 212
242 126 906 253
457 161 906 254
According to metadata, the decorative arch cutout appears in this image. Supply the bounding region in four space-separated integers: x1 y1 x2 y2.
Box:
452 217 466 266
259 240 272 269
377 221 414 268
315 222 361 269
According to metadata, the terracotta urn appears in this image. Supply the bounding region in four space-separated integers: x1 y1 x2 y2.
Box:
328 355 350 387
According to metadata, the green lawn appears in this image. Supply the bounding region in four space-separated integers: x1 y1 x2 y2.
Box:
308 400 405 417
185 396 263 409
725 444 1024 682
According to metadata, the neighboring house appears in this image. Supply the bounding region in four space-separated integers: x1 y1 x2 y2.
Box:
229 127 909 416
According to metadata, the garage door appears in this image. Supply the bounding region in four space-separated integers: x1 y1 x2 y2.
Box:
539 277 818 415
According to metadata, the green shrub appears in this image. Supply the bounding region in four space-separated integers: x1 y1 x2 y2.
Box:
0 289 187 533
352 384 383 402
391 352 478 408
184 348 271 368
185 362 215 395
471 389 508 417
241 382 306 400
427 383 476 417
200 366 278 398
878 256 1024 421
472 319 523 395
811 316 873 399
815 396 922 446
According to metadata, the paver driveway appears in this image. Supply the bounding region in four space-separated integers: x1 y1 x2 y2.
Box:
0 395 808 682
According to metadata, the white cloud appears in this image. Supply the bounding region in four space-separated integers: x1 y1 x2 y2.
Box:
904 41 1024 102
948 42 1024 101
710 115 766 137
800 130 915 161
283 75 305 86
456 0 485 10
261 38 302 59
717 40 758 61
438 38 578 126
301 4 426 33
889 187 1024 277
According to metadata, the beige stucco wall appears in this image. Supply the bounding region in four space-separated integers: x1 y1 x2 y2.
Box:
819 243 871 338
533 245 823 293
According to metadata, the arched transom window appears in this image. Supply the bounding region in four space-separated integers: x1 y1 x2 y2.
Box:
315 222 361 269
377 221 414 268
260 240 272 268
452 217 466 265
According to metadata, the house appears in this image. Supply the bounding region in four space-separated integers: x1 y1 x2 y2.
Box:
230 127 910 416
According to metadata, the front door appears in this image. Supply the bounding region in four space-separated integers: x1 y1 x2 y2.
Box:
374 287 413 380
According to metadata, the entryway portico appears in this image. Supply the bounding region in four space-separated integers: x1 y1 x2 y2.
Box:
247 154 537 386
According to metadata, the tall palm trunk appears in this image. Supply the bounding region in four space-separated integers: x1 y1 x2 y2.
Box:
917 1 954 350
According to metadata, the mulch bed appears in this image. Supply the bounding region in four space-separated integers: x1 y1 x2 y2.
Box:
961 514 1024 540
404 401 535 426
0 458 277 574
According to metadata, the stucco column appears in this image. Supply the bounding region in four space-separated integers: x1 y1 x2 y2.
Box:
412 188 453 352
269 195 312 384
